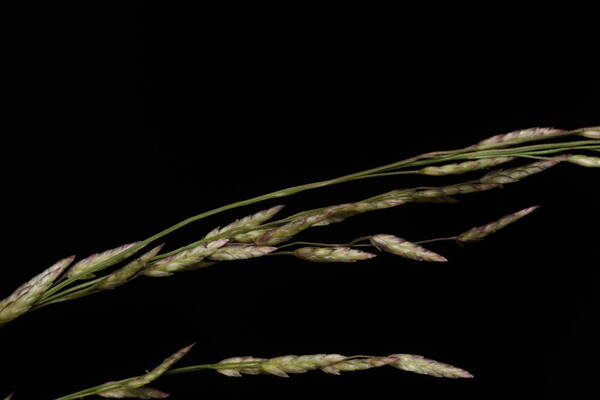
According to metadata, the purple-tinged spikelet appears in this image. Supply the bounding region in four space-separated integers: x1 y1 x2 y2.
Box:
312 199 406 226
474 127 567 149
67 242 142 278
0 256 74 324
206 205 285 239
480 158 565 184
143 239 228 277
388 354 473 378
255 211 336 245
97 245 164 290
370 234 447 262
293 247 376 263
457 206 540 242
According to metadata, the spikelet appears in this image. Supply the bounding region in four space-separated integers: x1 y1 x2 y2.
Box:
4 392 15 400
97 245 164 290
398 182 500 202
206 205 285 239
208 244 277 260
474 127 567 149
320 356 391 375
579 127 600 139
312 198 406 226
208 198 405 242
420 157 515 176
99 387 169 399
388 354 473 378
217 356 267 377
457 206 540 242
293 247 376 263
216 353 472 379
67 242 142 278
143 239 228 277
370 234 447 262
231 229 270 244
566 154 600 168
254 211 335 245
480 158 563 184
100 344 195 398
0 256 74 324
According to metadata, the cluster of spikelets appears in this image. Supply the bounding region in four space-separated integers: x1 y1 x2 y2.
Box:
47 344 472 399
1 126 599 327
1 126 599 399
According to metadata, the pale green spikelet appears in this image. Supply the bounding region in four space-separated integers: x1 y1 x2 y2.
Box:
388 354 473 378
217 357 267 377
97 245 164 290
457 206 540 242
370 234 447 262
67 242 142 278
293 247 377 263
143 239 228 277
480 158 563 184
579 126 600 139
99 386 169 399
474 127 568 149
206 205 285 239
420 157 515 176
0 256 74 324
208 244 277 260
566 154 600 168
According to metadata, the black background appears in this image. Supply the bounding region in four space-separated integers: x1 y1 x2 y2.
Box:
1 3 598 399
